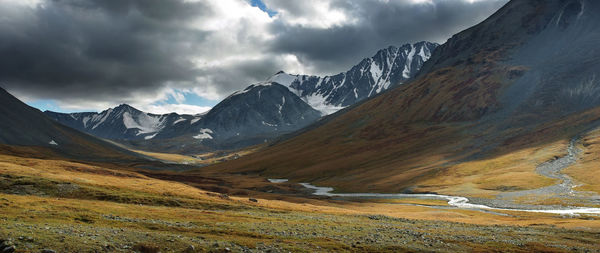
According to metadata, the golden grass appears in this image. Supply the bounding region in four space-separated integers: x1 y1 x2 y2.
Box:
0 154 215 200
125 146 258 165
4 191 600 252
132 149 205 164
3 152 600 251
565 128 600 194
1 152 600 228
417 140 565 198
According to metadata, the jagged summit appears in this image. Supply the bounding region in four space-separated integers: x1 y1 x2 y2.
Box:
267 41 438 114
197 82 321 147
113 103 138 111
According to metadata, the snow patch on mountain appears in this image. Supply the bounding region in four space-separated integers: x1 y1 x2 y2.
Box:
269 71 297 86
193 128 213 140
91 108 112 130
402 44 416 78
172 117 187 125
122 111 165 135
262 121 277 127
190 117 202 125
144 133 158 140
304 93 344 115
370 60 383 85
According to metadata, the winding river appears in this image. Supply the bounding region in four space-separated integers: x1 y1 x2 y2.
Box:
271 134 600 215
299 183 600 215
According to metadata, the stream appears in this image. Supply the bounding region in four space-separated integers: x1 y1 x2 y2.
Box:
271 134 600 215
299 182 600 215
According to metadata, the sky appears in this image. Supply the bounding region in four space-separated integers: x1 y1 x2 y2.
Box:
0 0 508 114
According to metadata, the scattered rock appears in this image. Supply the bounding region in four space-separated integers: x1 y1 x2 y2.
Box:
1 246 15 253
0 240 13 251
132 243 159 253
184 245 196 253
41 249 56 253
368 215 386 220
249 198 258 203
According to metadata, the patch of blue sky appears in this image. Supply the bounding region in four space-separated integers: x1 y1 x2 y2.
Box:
159 89 218 108
249 0 277 17
27 89 219 114
27 99 94 113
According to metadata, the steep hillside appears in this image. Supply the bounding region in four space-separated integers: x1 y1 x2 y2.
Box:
269 42 438 114
204 0 600 193
198 83 322 147
0 88 140 161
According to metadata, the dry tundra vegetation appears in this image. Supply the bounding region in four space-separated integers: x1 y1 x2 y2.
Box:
2 136 600 253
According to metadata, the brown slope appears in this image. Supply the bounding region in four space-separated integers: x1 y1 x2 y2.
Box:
199 0 600 193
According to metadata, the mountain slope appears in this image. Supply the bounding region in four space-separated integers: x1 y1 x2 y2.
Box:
122 83 322 153
0 88 140 161
204 0 600 193
197 83 322 146
268 41 438 114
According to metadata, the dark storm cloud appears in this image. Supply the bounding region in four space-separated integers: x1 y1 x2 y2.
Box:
268 0 509 74
0 0 211 103
196 56 286 95
0 0 509 111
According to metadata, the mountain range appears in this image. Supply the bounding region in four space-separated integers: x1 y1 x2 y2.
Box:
45 42 437 152
44 105 200 141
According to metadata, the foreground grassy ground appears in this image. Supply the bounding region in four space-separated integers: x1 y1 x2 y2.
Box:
2 152 600 252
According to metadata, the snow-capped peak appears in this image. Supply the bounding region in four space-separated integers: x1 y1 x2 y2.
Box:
267 71 299 86
265 42 438 115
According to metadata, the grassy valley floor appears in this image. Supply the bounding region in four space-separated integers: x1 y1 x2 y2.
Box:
1 152 600 252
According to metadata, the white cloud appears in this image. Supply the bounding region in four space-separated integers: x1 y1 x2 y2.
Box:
0 0 43 8
165 88 188 104
31 88 212 115
136 104 211 115
265 0 358 28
